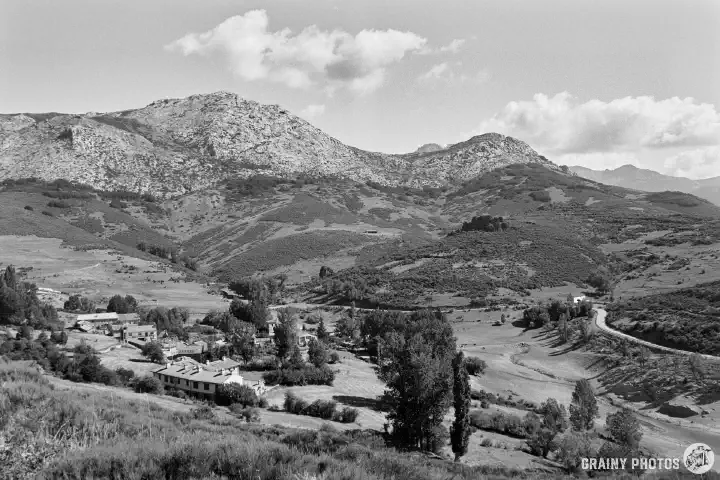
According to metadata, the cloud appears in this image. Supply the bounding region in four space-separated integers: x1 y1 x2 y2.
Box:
166 10 427 94
477 92 720 154
418 62 450 81
417 63 490 85
663 146 720 179
299 104 326 119
439 38 465 53
418 38 466 55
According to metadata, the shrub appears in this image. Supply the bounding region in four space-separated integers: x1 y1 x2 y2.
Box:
133 375 164 394
216 383 259 407
333 406 360 423
263 365 335 386
23 205 34 211
41 210 54 217
329 352 340 364
465 356 487 376
284 391 309 415
305 399 337 419
114 367 135 385
165 388 188 400
229 405 261 423
191 405 216 420
47 200 71 209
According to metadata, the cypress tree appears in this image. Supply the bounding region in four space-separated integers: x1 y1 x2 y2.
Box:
450 351 471 461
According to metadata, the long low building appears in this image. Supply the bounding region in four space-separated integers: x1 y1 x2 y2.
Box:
121 324 157 342
152 357 267 400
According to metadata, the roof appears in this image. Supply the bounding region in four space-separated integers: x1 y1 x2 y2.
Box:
124 324 156 333
206 358 241 370
118 313 140 322
153 362 241 384
76 313 119 322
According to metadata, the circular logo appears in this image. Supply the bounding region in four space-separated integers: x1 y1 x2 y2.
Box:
683 443 715 475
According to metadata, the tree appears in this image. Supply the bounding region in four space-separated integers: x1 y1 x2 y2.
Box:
500 313 507 324
233 333 256 365
378 309 457 451
558 313 569 343
316 318 329 342
586 269 612 295
63 294 94 313
606 408 642 449
141 341 165 363
319 266 334 279
527 398 568 458
689 353 705 382
557 432 593 473
464 356 487 376
637 346 651 368
450 352 471 461
569 379 599 431
308 338 329 368
216 383 259 407
134 375 164 394
274 308 299 362
106 294 137 314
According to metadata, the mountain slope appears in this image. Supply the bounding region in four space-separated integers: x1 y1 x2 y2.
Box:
1 92 561 198
571 164 720 206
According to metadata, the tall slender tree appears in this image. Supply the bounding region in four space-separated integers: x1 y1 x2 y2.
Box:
569 379 599 431
450 351 471 461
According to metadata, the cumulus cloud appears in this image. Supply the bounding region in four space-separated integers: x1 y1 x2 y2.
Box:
664 146 720 179
478 92 720 154
299 104 326 119
166 10 427 94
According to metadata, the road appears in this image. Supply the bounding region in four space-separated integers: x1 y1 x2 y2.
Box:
594 307 720 361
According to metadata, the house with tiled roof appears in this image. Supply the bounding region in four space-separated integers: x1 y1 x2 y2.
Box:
152 357 266 400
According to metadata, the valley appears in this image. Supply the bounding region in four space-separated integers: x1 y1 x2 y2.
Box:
2 93 720 478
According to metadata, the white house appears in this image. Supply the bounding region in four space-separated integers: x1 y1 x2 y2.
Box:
152 357 266 400
573 296 587 304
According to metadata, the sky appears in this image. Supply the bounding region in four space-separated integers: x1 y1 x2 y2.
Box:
2 0 719 178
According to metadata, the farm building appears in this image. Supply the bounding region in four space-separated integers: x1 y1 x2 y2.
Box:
76 312 119 324
152 357 267 400
121 324 157 343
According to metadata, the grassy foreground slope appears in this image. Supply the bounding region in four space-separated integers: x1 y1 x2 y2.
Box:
1 358 551 480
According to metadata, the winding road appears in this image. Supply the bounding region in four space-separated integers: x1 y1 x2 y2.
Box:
594 307 720 361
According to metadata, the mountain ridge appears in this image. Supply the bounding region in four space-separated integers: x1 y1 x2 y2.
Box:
0 91 561 198
570 164 720 206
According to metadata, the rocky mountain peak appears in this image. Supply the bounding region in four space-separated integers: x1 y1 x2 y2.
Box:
1 93 560 198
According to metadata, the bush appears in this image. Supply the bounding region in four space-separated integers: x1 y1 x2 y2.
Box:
165 388 188 400
115 367 135 386
191 405 216 420
329 352 340 364
305 399 337 419
24 205 34 211
263 365 335 386
333 406 360 423
47 200 71 209
216 383 259 407
465 356 487 376
133 375 164 394
284 391 309 415
229 405 261 423
41 210 54 217
469 410 527 438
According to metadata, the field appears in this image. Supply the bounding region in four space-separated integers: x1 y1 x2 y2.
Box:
0 235 226 314
446 309 720 469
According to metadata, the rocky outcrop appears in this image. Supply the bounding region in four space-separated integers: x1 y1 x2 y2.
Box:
0 91 559 198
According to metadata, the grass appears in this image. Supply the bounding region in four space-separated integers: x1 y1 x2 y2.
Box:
2 358 576 480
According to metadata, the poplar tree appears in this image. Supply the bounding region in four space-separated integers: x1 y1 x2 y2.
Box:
450 351 471 461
